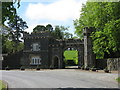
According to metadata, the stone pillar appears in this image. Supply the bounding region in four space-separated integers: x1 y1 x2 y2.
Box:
83 27 95 68
78 51 81 68
78 45 84 68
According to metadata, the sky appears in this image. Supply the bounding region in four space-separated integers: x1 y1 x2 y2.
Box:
16 0 87 36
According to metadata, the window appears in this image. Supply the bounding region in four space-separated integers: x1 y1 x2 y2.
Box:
30 57 41 65
32 43 40 51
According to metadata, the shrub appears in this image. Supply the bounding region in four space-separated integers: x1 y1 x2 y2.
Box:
116 77 120 83
91 66 96 71
85 67 90 70
104 67 109 73
36 65 40 70
81 65 84 70
5 66 10 70
20 66 25 70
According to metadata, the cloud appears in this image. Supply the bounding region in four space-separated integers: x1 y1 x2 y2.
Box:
24 25 36 33
25 0 83 21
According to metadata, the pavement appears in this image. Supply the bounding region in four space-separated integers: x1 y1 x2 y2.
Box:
1 69 120 88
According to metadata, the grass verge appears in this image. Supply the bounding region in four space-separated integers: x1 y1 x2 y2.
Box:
64 50 78 64
116 77 120 83
0 80 7 90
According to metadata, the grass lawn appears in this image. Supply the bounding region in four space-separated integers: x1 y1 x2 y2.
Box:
0 80 7 90
116 77 120 83
64 50 78 65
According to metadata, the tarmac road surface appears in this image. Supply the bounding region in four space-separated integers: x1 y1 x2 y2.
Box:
1 69 119 88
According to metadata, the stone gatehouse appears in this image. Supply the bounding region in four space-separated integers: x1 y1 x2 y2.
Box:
21 27 95 69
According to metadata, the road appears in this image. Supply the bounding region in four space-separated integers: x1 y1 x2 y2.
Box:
1 69 119 88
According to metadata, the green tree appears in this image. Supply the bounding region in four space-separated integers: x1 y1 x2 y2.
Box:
33 25 46 32
52 26 64 39
33 24 53 32
64 32 73 39
8 15 28 43
2 31 24 54
74 2 120 58
33 24 73 39
1 1 26 54
46 24 53 32
52 25 72 39
2 1 20 25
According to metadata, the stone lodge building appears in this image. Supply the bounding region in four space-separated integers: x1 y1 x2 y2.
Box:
20 27 95 69
2 27 96 69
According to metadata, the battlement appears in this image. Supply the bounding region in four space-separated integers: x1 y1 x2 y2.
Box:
23 31 52 39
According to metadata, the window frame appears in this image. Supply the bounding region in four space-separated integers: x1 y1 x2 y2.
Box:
30 57 41 65
32 43 40 51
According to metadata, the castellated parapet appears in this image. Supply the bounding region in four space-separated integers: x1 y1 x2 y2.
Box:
23 31 52 39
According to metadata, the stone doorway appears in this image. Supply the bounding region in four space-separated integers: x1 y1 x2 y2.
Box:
53 56 59 69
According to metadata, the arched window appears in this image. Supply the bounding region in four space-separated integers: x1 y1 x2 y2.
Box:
30 57 41 65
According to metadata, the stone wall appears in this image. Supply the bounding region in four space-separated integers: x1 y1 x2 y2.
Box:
107 58 120 70
2 51 23 69
96 58 120 70
96 59 107 69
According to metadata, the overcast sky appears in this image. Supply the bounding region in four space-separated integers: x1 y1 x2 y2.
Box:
16 0 87 35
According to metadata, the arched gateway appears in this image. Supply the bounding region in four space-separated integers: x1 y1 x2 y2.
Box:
22 27 95 69
51 39 84 68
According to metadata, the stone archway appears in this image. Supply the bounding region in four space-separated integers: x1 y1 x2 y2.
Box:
63 47 78 65
51 39 84 69
62 45 84 68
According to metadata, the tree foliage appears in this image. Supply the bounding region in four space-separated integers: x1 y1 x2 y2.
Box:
8 15 28 43
33 25 46 32
33 24 73 39
2 0 20 25
2 33 24 54
1 1 27 54
74 2 120 58
46 24 53 32
33 24 53 32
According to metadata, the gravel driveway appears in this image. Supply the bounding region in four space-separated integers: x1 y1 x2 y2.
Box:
1 69 119 89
